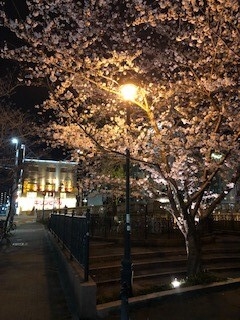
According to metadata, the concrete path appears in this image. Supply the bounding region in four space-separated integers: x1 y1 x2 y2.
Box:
0 222 72 320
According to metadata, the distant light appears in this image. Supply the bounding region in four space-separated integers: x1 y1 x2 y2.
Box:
211 152 222 160
171 278 181 288
158 197 169 203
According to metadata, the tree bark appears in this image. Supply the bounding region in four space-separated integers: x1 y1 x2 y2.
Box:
185 226 203 277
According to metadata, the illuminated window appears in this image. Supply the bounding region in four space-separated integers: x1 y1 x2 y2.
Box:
27 165 39 172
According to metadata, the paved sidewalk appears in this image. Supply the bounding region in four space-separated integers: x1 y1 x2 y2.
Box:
0 222 72 320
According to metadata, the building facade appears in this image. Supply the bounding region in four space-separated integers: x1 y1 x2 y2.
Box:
15 158 239 215
18 159 78 214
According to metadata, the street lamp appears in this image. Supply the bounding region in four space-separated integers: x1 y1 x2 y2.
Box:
5 138 25 230
12 138 19 166
10 138 19 218
118 83 164 320
11 139 25 216
119 83 138 320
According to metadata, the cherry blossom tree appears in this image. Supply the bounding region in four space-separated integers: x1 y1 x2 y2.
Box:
1 0 239 276
0 70 19 99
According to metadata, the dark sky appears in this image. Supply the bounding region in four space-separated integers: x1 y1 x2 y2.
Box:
0 0 49 112
4 0 28 20
0 1 66 160
10 85 49 112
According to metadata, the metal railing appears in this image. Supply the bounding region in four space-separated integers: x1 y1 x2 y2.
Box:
89 212 177 240
49 209 90 281
47 206 240 286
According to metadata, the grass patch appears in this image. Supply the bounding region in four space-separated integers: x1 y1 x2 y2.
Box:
136 284 172 296
184 271 226 286
97 272 228 305
97 284 173 304
97 292 120 304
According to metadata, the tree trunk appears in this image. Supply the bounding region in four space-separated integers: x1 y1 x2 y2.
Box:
185 227 203 277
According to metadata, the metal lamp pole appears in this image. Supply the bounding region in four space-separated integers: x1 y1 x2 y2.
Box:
119 83 139 320
10 139 19 219
5 139 24 232
120 106 133 320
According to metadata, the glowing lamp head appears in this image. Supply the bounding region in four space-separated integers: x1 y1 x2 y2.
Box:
120 83 138 101
11 138 19 145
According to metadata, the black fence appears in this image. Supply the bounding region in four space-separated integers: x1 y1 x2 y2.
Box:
89 212 177 240
89 211 240 239
49 210 90 281
213 213 240 232
48 207 240 284
49 209 240 246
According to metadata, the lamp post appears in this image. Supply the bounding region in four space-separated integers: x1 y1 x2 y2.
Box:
119 83 138 320
5 138 25 231
10 138 19 219
118 83 161 318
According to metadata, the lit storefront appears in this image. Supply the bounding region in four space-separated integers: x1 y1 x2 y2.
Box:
18 159 78 213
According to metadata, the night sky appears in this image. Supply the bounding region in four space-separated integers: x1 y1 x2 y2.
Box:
0 1 66 160
0 0 49 112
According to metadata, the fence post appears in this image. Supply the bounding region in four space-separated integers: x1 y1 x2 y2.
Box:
62 212 67 249
84 208 90 282
144 204 148 240
56 214 61 243
70 210 75 260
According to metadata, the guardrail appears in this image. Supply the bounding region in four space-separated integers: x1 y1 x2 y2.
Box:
49 209 90 281
48 207 240 248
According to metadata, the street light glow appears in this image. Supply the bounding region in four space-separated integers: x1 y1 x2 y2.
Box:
120 83 138 101
12 138 19 145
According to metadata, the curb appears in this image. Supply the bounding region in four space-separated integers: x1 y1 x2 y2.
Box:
47 229 97 320
97 277 240 318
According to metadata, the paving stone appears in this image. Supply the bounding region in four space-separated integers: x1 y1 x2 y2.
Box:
0 222 72 320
